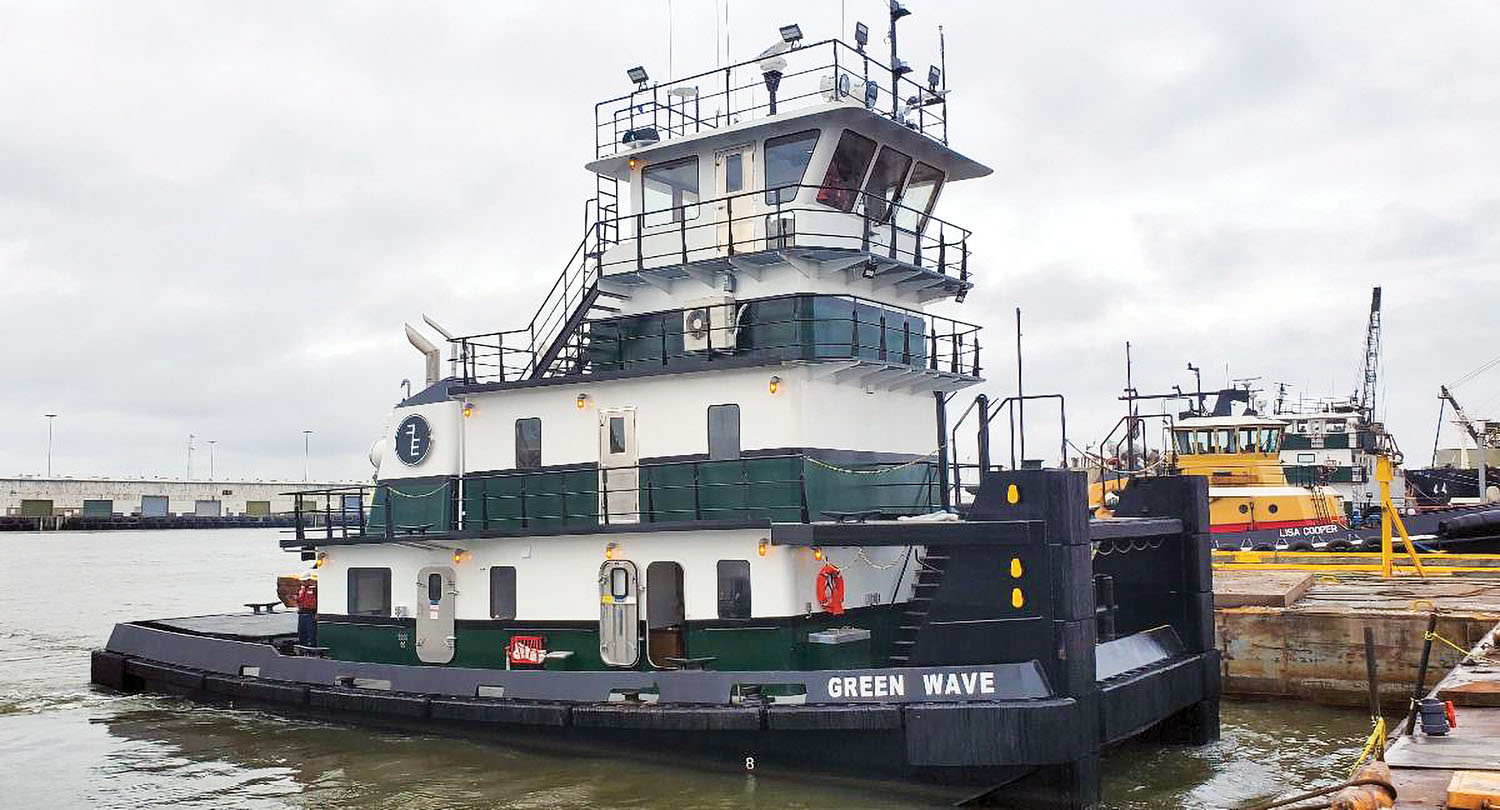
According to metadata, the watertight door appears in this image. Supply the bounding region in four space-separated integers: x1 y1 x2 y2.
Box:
599 560 640 667
598 407 639 524
415 565 456 664
714 143 756 254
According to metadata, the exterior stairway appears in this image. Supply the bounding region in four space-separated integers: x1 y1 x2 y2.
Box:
888 544 949 666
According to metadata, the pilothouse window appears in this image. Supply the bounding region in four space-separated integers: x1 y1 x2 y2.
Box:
816 129 877 212
643 157 699 227
862 146 913 222
894 162 944 232
764 130 820 204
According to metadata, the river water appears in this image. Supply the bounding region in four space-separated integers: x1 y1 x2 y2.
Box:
0 529 1372 809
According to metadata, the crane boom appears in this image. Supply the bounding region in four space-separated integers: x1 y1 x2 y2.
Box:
1358 286 1381 422
1439 385 1484 444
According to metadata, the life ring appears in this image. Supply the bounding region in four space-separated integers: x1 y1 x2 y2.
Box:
816 564 845 616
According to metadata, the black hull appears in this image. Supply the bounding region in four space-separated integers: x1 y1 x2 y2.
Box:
1210 503 1500 553
92 626 1219 809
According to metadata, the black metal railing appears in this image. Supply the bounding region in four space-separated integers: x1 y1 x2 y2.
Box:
595 39 950 159
287 485 371 544
284 455 942 544
450 183 972 385
453 292 981 387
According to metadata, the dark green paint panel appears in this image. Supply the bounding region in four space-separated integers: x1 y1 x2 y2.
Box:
465 470 598 530
318 606 904 672
369 479 456 533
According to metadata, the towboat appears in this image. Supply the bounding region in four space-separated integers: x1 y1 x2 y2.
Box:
92 13 1221 807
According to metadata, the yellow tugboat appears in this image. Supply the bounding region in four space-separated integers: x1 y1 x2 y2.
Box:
1093 411 1346 548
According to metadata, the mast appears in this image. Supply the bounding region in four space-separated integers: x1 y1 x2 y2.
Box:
1440 384 1488 499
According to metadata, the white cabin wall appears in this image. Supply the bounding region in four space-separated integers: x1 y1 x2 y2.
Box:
377 400 461 481
320 529 911 623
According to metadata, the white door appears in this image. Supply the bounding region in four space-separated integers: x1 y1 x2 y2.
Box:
599 560 640 667
714 143 756 254
415 565 456 664
598 407 639 524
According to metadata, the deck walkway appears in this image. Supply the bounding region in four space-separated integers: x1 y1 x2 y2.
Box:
1385 620 1500 808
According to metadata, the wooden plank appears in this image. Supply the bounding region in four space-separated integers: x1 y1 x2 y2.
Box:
1213 570 1313 608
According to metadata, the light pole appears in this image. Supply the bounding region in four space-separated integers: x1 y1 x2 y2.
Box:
208 440 217 482
44 414 57 477
302 430 313 482
187 433 195 480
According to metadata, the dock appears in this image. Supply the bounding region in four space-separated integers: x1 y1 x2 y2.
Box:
1385 621 1500 808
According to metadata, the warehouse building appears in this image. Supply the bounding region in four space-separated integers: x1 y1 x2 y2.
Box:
1 476 364 518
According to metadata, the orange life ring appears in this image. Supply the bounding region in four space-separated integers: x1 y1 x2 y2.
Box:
816 564 845 616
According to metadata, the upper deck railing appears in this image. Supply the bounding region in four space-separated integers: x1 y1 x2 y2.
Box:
447 182 972 385
596 39 949 159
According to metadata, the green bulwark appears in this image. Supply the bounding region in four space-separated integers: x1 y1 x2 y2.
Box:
453 454 938 530
369 479 457 534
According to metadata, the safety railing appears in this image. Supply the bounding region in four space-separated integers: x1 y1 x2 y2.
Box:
451 184 973 385
287 485 372 544
475 292 980 387
284 455 941 545
595 39 949 159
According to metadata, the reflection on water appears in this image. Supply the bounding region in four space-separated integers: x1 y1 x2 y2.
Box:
0 530 1370 808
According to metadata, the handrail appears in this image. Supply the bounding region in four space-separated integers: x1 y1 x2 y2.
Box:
448 181 974 384
595 39 949 158
452 291 983 386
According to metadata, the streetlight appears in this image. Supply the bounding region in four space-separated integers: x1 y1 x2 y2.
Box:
207 440 217 482
302 430 313 482
187 433 195 480
43 414 57 477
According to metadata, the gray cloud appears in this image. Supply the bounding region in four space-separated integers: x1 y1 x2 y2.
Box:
1 0 1497 479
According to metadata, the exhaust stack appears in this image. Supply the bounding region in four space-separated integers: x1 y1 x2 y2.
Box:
404 323 441 387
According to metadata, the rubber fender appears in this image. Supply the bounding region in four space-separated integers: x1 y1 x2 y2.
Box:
1330 761 1395 810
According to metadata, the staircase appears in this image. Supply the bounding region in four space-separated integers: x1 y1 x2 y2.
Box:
888 545 949 666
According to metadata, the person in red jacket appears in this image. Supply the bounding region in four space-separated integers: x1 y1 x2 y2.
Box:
295 575 318 647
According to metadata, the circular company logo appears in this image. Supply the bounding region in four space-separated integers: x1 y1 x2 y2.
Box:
395 414 432 466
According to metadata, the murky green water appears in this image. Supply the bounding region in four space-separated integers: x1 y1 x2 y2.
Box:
0 530 1372 808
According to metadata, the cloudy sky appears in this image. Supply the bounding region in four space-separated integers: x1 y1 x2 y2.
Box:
2 0 1497 481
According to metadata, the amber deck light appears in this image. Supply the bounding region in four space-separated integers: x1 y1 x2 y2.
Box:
768 375 781 394
576 393 589 409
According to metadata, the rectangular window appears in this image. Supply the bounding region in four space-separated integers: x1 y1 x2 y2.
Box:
1238 428 1258 453
724 152 743 193
347 567 392 617
609 416 627 454
893 162 944 232
1173 432 1193 455
764 129 820 204
490 566 517 620
1213 429 1234 453
716 560 751 619
1260 428 1282 453
515 418 542 469
643 156 699 227
707 404 741 460
816 129 877 212
861 146 913 222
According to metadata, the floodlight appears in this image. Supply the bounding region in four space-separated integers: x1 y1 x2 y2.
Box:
892 57 912 76
890 1 911 21
627 66 649 86
928 65 941 90
854 22 869 50
863 80 879 108
779 24 803 45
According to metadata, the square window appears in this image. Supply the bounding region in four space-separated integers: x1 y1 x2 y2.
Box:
716 560 751 619
347 567 392 617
